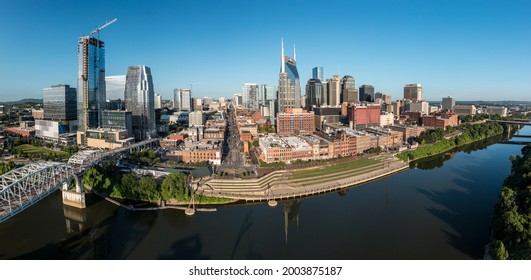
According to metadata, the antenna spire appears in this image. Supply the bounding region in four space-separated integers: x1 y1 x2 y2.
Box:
294 44 296 61
281 37 285 73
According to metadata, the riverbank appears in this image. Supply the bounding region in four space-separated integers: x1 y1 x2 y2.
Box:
489 143 531 259
199 154 409 202
396 121 505 161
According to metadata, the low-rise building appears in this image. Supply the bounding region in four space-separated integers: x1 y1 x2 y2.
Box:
421 113 458 129
388 125 426 142
171 140 222 165
77 128 135 149
453 105 476 116
32 109 44 120
485 106 508 117
5 127 35 137
347 103 381 129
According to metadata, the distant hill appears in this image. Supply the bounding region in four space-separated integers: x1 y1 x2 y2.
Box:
0 99 43 105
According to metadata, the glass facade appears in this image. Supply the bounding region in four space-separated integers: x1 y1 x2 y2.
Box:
305 79 323 110
278 56 301 113
312 67 324 81
341 75 358 103
43 84 77 121
77 36 106 132
359 85 375 102
124 65 156 140
101 110 133 137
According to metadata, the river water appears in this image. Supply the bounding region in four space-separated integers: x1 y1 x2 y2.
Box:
1 127 530 260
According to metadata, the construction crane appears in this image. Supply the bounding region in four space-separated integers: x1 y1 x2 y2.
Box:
90 18 118 36
189 82 200 92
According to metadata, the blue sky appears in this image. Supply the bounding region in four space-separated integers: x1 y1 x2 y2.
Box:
0 0 530 102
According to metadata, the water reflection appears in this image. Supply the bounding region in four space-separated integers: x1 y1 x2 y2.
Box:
413 135 503 170
282 199 302 245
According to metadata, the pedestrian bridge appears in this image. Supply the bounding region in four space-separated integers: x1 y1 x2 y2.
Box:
0 138 159 223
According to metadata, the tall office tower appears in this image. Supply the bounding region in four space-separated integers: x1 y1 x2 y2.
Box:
341 75 358 103
105 75 126 100
442 96 456 111
305 79 323 110
359 85 375 102
43 84 77 121
327 75 341 106
312 67 324 81
155 94 162 109
242 83 259 110
173 89 181 110
278 39 301 113
77 36 106 132
321 80 329 105
124 65 156 140
404 83 422 101
261 84 276 105
174 89 191 111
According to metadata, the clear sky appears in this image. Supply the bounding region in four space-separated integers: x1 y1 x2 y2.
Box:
0 0 530 102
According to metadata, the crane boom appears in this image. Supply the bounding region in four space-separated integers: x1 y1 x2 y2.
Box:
90 18 118 35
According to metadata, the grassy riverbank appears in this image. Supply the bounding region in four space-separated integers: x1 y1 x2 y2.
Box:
397 122 504 161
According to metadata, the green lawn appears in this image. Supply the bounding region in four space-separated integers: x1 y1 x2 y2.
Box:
14 144 69 158
288 158 380 180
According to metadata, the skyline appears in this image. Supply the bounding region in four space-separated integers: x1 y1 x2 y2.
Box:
1 0 530 102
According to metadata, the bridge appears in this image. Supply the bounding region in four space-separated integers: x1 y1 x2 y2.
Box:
486 119 531 126
0 138 159 223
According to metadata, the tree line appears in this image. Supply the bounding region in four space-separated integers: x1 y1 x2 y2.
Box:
0 161 20 176
397 122 504 161
490 144 531 259
83 160 190 204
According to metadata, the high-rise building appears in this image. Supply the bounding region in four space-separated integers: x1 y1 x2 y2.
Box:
101 110 133 137
278 39 301 113
404 84 422 101
233 93 243 106
105 75 126 100
341 76 358 103
359 85 375 102
77 36 106 132
312 67 324 81
442 96 456 111
43 84 77 121
305 79 323 110
174 89 191 111
124 65 156 140
261 84 277 102
327 75 341 106
242 83 259 110
155 94 162 109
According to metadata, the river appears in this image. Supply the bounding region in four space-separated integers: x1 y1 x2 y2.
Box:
1 126 530 260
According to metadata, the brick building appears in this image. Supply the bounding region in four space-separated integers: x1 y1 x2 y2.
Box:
276 108 315 136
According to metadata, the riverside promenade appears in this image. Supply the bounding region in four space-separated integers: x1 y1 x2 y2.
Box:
198 154 409 202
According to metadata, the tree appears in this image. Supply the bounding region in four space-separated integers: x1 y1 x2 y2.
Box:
161 173 188 201
252 139 259 147
138 177 159 202
490 240 509 260
83 167 103 190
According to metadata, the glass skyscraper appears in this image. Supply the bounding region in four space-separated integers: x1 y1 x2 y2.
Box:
43 84 77 121
341 75 358 103
312 67 324 82
359 85 375 102
77 36 106 132
124 65 156 140
305 79 323 110
278 39 301 113
174 89 191 111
